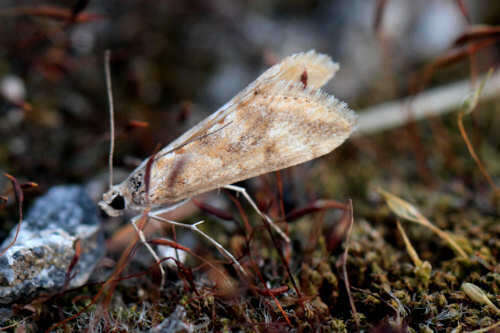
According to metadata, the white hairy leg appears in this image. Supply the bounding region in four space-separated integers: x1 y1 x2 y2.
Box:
130 217 166 288
129 199 191 288
223 184 290 243
148 213 248 277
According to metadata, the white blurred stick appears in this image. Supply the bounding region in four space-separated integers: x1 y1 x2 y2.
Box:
354 70 500 136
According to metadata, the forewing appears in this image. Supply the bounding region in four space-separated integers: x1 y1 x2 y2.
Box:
148 80 356 205
158 50 338 157
255 49 339 90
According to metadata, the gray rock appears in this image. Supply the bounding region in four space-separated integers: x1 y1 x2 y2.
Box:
0 185 104 304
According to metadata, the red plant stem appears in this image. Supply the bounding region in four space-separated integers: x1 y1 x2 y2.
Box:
0 174 24 257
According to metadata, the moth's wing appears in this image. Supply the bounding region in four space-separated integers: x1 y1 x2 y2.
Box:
148 81 356 205
158 50 338 156
255 49 339 91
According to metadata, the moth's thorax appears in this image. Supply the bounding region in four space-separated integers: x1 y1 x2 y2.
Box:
122 162 181 209
118 168 147 209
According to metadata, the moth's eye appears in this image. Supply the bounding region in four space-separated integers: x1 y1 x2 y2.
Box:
109 195 125 210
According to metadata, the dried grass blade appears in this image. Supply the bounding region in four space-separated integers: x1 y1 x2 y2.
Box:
342 200 359 331
396 220 422 268
378 188 467 258
457 68 498 193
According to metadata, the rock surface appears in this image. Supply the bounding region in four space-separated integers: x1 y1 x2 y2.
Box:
0 186 104 304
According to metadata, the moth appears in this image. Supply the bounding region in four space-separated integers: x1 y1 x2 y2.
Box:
99 50 356 284
99 50 356 224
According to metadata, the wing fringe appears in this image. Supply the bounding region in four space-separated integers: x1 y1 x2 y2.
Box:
264 80 357 131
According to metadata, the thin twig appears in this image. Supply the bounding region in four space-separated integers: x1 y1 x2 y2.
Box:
458 112 498 192
457 67 498 192
355 70 500 136
104 50 115 188
264 216 302 299
248 256 291 327
0 174 24 257
342 200 359 331
396 220 422 268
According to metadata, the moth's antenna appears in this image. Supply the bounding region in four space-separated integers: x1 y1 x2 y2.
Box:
104 50 115 188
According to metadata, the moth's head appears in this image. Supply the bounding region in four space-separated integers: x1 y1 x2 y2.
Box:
99 185 127 217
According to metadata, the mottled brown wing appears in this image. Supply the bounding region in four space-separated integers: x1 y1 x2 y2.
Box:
117 50 353 209
144 80 356 206
159 50 339 156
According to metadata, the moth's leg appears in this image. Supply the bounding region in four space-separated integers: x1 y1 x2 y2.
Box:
148 199 191 264
128 200 190 289
148 212 248 277
130 214 166 288
223 184 290 243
